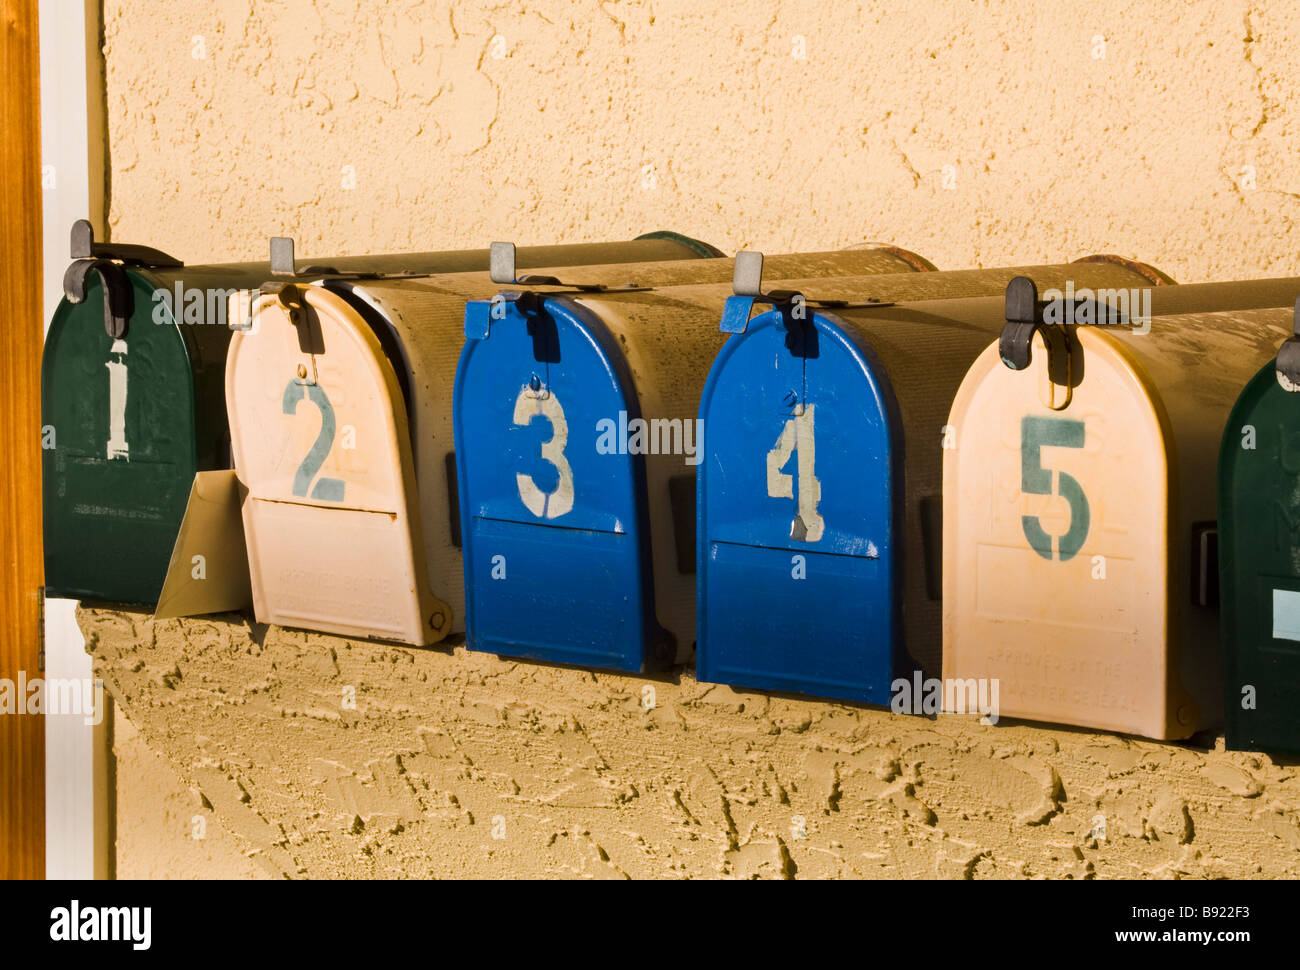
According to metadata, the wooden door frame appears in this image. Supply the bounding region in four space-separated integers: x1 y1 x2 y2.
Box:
0 0 46 880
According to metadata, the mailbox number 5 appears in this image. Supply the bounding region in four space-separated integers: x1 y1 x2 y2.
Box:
1020 415 1089 562
513 385 574 519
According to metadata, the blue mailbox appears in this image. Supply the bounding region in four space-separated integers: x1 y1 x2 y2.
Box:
453 247 940 672
456 294 664 671
696 253 1172 705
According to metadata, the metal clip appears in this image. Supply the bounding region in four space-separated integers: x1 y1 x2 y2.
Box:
465 242 645 340
236 238 324 353
719 251 893 334
263 235 425 290
69 218 182 268
62 219 182 339
999 276 1082 410
1275 296 1300 392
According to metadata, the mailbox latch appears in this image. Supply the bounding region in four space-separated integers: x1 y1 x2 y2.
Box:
233 236 427 339
464 242 648 339
998 275 1102 410
719 250 894 334
62 219 183 339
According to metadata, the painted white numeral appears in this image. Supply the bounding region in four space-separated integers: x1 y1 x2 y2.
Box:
766 405 823 542
105 339 130 460
513 385 574 519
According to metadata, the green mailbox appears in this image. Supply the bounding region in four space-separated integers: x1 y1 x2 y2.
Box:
42 221 720 605
1220 295 1300 753
43 222 268 604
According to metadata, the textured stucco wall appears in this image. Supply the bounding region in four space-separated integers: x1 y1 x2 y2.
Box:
96 1 1300 878
104 1 1300 282
86 609 1300 879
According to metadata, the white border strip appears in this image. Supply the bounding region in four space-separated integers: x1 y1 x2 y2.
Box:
40 0 111 881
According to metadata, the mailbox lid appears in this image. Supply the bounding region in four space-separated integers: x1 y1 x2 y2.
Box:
226 285 443 644
1219 347 1300 753
42 270 205 603
945 307 1291 739
945 330 1176 736
697 307 902 703
455 295 664 671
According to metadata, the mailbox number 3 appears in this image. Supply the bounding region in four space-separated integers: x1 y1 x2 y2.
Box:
1020 415 1089 562
513 385 574 519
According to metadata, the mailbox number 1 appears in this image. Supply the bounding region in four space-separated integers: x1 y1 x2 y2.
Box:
767 405 824 542
1020 415 1089 561
105 340 130 460
513 385 574 519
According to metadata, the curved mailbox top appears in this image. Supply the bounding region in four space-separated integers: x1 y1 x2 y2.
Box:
945 283 1296 740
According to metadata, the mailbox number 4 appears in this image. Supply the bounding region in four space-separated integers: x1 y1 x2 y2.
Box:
767 405 824 542
1020 415 1089 562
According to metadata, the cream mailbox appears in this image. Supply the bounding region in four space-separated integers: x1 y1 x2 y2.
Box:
943 276 1298 739
227 242 932 644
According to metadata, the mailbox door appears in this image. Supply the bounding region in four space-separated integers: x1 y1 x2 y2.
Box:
454 296 665 672
1220 362 1300 752
697 309 901 704
226 286 444 644
944 329 1184 738
42 270 199 604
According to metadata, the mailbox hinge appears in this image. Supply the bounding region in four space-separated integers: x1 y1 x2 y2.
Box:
36 586 45 673
1274 296 1300 392
62 219 183 339
463 242 647 339
718 250 894 334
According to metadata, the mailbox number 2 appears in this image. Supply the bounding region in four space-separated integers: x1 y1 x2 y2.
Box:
1020 415 1089 562
767 405 825 542
282 379 346 502
513 385 574 519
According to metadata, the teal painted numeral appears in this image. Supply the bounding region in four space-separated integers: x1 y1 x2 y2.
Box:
282 379 346 502
1020 415 1089 562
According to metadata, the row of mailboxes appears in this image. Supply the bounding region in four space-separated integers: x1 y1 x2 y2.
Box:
42 222 724 605
227 245 938 651
41 219 1300 750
